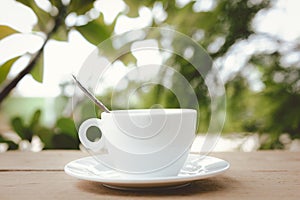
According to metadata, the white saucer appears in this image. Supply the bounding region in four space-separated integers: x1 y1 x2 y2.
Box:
64 153 230 190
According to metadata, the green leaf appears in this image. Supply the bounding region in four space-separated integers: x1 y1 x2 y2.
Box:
52 134 79 149
56 117 77 138
11 116 34 141
30 52 44 83
23 128 34 142
0 25 19 40
123 0 141 17
36 128 53 149
67 0 96 15
29 109 41 130
75 14 111 45
50 0 62 8
0 56 20 85
118 53 137 66
11 117 26 139
0 136 18 150
15 0 32 8
51 24 68 41
16 0 53 32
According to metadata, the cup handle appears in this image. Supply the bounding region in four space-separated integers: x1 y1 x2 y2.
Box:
78 118 106 152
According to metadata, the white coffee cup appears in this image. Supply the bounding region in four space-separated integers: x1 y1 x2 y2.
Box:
79 109 197 177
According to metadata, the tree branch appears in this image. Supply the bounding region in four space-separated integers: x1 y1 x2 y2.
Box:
0 10 63 104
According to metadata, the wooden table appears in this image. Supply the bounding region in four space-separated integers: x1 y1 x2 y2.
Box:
0 151 299 199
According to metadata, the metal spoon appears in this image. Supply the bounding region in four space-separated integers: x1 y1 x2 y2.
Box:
72 75 110 113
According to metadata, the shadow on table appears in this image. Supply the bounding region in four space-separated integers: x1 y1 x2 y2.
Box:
76 176 239 196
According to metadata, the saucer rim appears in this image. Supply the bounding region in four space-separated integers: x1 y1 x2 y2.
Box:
64 153 230 186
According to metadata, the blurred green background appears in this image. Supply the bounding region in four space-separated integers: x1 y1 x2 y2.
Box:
0 0 299 151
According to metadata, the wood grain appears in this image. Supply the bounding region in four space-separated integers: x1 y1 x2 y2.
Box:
0 151 299 199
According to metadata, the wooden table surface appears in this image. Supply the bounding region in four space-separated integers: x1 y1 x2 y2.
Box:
0 150 299 200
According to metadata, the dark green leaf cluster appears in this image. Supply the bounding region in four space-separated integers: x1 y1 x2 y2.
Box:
7 109 79 149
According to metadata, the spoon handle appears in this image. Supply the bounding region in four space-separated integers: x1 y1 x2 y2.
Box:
72 75 110 113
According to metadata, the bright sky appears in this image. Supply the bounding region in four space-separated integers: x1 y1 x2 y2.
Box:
0 0 299 97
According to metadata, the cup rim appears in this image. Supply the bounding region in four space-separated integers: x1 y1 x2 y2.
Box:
102 108 196 116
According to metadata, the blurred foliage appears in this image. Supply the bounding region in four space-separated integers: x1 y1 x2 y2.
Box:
0 0 299 150
7 109 79 149
0 25 19 39
0 135 18 150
